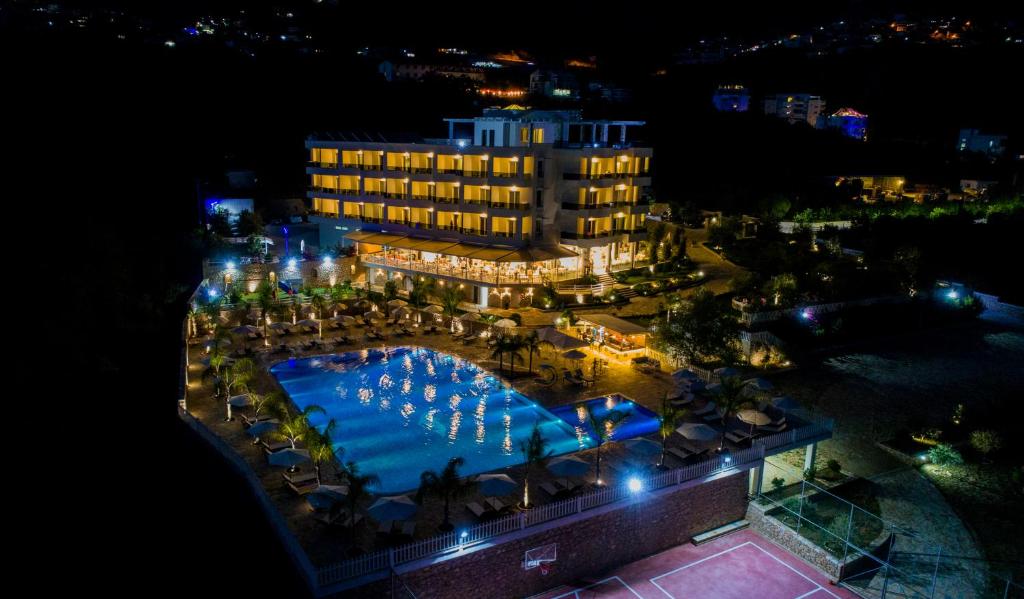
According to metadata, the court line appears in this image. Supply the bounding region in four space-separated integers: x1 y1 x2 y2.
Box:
547 576 644 599
648 540 840 599
747 542 841 599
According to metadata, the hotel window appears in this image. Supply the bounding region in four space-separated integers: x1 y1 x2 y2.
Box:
532 128 544 143
520 127 530 143
535 190 543 207
536 159 544 178
509 189 521 204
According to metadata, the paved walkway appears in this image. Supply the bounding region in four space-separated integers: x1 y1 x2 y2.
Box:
530 528 858 599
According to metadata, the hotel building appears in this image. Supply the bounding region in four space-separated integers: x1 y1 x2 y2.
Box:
306 107 652 308
762 93 827 128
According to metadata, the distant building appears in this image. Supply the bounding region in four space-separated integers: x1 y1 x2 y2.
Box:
378 60 485 83
957 128 1007 157
589 81 632 103
763 94 827 128
529 70 580 99
826 108 869 141
712 85 750 112
960 179 998 197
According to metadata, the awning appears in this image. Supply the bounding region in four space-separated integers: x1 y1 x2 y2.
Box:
440 244 484 257
577 313 648 336
344 231 408 246
343 231 381 242
403 239 460 253
466 247 518 261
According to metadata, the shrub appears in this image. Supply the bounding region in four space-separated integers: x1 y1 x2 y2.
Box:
803 465 816 480
969 430 1003 457
928 443 964 466
826 459 842 473
770 477 785 492
508 313 522 326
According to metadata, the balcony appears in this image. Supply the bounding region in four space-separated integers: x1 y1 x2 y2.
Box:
310 186 360 195
562 171 648 180
562 201 615 210
437 168 463 175
561 230 618 240
491 230 516 238
462 169 488 178
307 161 339 169
340 162 361 169
359 164 384 171
487 201 530 211
359 216 384 224
386 220 433 231
436 225 488 237
411 167 433 174
386 165 411 173
383 192 407 199
491 171 525 179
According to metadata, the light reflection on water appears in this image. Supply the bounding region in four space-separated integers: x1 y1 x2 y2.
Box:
271 346 593 493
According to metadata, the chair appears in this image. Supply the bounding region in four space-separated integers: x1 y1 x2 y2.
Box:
261 440 290 453
540 482 561 497
485 497 506 512
288 479 319 495
725 431 751 444
466 502 487 518
398 520 415 538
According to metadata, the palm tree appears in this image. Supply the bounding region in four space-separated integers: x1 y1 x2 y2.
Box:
307 418 341 485
439 286 462 332
221 357 256 421
340 461 380 543
658 394 688 469
382 279 398 316
415 457 478 532
409 277 434 308
273 404 326 449
519 422 553 508
505 334 525 378
522 331 542 374
231 301 251 327
245 391 282 444
201 352 227 398
574 400 627 486
715 376 752 451
489 334 508 373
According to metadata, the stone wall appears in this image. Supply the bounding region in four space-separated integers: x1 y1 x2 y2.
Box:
202 256 363 293
349 473 748 599
746 500 845 580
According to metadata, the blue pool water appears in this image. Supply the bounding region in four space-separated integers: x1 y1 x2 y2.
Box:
548 394 661 443
270 347 594 493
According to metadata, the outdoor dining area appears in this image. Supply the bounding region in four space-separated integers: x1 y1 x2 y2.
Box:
347 231 580 286
572 313 649 355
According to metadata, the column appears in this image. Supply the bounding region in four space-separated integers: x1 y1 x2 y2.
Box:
804 443 817 474
748 465 763 496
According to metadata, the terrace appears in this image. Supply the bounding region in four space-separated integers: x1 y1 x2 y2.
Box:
181 288 832 592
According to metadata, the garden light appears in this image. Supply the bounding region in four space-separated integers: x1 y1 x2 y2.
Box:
226 261 236 270
288 258 297 269
627 477 643 493
947 290 958 299
207 289 218 299
801 310 812 320
323 256 332 266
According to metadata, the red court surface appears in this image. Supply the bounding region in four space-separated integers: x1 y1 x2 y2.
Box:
530 528 859 599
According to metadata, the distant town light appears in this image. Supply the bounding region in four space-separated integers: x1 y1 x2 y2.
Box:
288 258 297 269
322 256 332 266
947 290 958 299
627 477 643 493
226 261 236 270
801 310 812 320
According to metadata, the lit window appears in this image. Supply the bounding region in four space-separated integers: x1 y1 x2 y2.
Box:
532 128 544 143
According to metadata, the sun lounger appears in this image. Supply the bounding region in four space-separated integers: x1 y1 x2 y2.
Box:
466 502 487 518
283 470 317 484
377 520 395 535
670 396 694 408
399 520 415 537
693 403 716 416
287 479 319 495
317 511 363 529
485 497 506 512
261 440 290 453
540 482 561 497
702 411 722 423
724 431 751 444
241 413 274 427
462 336 477 345
758 421 788 433
666 447 691 462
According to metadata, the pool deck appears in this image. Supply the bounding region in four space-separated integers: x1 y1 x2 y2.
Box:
185 321 783 567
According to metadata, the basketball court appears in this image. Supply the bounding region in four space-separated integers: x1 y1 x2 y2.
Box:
528 528 859 599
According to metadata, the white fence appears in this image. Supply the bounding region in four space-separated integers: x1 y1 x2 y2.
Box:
317 445 767 587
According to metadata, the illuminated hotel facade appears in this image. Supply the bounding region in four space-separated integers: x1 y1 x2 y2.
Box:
306 107 652 308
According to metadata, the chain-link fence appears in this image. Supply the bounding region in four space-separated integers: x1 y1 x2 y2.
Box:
757 479 1021 599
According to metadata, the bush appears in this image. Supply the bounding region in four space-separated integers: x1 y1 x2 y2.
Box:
969 430 1003 457
928 443 964 466
770 477 785 491
508 313 522 326
803 465 816 480
826 459 842 473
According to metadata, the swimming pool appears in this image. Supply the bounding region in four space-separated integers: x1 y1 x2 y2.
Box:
548 394 661 444
270 347 595 493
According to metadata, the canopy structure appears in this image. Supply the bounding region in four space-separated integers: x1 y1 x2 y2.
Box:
344 232 577 264
536 327 589 351
575 313 649 353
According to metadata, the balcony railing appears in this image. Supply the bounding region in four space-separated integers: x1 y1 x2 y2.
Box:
462 169 488 178
340 162 361 169
385 165 411 172
562 201 615 210
307 161 338 169
360 216 383 223
310 186 360 195
437 168 463 175
411 167 433 174
491 171 525 178
383 192 406 199
562 171 648 180
361 253 578 285
359 164 384 171
487 201 530 211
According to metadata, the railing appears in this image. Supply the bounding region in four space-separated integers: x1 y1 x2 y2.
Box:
562 171 647 180
307 161 338 169
310 186 360 195
360 254 576 285
317 445 767 587
383 192 406 199
463 170 488 177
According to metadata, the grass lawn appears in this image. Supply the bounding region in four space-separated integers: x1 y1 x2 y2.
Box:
920 462 1024 580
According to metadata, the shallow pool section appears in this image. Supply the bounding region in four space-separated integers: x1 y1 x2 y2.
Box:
548 394 661 443
270 347 593 493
